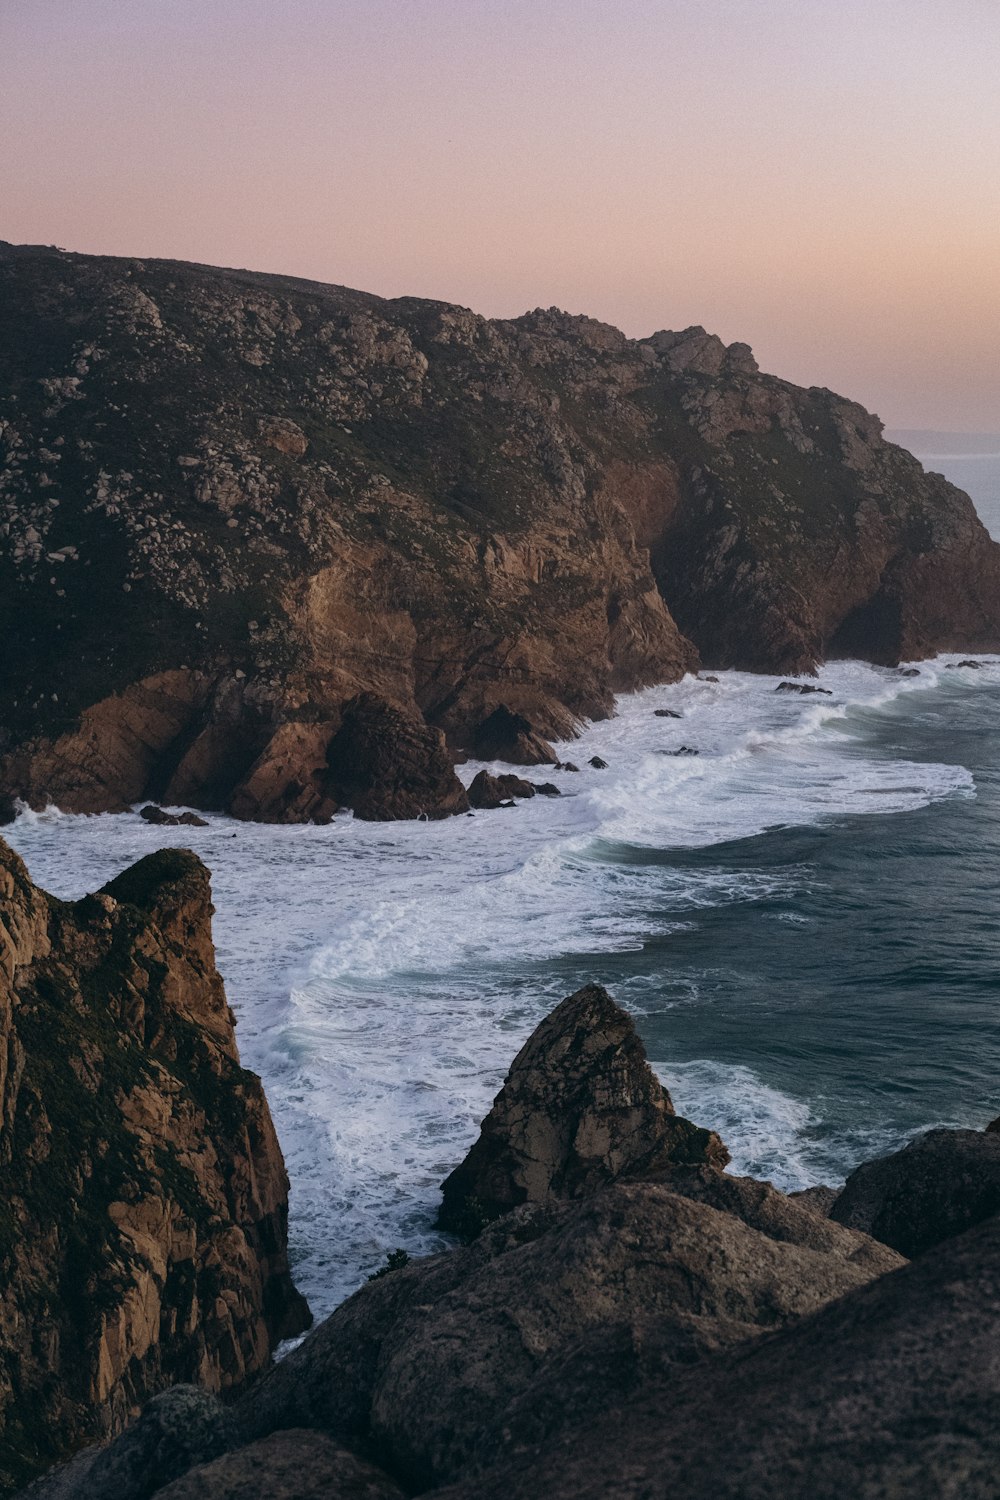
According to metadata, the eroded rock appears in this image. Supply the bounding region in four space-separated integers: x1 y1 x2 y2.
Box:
0 840 310 1491
326 694 470 821
438 984 728 1233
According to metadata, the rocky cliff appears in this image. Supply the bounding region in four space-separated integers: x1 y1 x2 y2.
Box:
34 984 1000 1500
1 242 998 822
0 838 309 1491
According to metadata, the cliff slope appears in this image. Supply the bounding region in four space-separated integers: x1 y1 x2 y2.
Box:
1 243 998 820
0 838 309 1491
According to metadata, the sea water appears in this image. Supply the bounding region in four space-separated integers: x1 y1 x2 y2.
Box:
6 453 1000 1323
8 656 1000 1318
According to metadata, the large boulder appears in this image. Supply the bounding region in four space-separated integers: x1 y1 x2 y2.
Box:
326 694 470 821
439 1210 1000 1500
828 1127 1000 1256
438 984 728 1235
0 840 310 1491
152 1431 403 1500
236 1174 900 1492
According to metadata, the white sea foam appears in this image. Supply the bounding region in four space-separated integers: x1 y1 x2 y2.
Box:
5 655 997 1316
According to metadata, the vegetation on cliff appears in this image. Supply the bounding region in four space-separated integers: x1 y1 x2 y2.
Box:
1 242 998 821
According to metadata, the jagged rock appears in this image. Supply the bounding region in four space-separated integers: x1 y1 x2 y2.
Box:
326 694 470 821
437 984 728 1233
139 805 209 827
153 1431 404 1500
227 721 340 824
223 1174 900 1495
471 708 557 767
556 761 579 772
653 708 681 717
828 1128 1000 1256
588 756 608 769
0 840 310 1491
533 783 561 797
467 771 537 810
776 681 832 695
666 745 698 755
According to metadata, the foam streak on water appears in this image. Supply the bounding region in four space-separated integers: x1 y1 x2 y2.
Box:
7 656 998 1317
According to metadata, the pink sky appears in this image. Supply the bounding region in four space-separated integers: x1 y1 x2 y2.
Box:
3 0 998 428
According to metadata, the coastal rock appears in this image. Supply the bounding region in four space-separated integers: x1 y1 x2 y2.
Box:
588 756 608 768
828 1127 1000 1256
441 1209 1000 1500
232 1173 899 1494
139 805 209 827
788 1184 839 1216
0 839 310 1491
470 708 557 767
467 770 538 809
153 1431 404 1500
325 694 470 821
775 681 832 695
437 984 728 1233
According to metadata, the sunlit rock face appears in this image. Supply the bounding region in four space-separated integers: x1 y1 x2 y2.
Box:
1 243 998 821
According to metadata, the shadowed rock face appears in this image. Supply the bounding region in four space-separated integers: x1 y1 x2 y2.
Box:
828 1127 1000 1257
438 1213 1000 1500
0 839 309 1492
437 984 729 1234
1 244 998 821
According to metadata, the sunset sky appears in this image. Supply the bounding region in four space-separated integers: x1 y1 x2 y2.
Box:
3 0 998 428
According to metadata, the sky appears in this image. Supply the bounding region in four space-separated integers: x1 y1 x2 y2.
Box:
3 0 998 429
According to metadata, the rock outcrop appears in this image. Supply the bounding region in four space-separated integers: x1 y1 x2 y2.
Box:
1 243 998 820
438 984 728 1234
466 769 537 809
0 839 309 1491
828 1126 1000 1256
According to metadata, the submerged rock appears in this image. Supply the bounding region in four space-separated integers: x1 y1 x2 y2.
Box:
775 681 832 695
0 839 310 1490
437 984 728 1234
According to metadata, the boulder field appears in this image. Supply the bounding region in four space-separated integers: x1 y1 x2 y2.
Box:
15 963 1000 1500
2 242 1000 822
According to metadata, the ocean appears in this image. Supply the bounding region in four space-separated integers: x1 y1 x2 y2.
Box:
6 451 1000 1324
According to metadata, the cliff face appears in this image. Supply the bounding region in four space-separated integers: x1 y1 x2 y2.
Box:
0 838 310 1492
1 243 998 820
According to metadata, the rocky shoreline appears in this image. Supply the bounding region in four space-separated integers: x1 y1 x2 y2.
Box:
4 840 1000 1498
2 243 1000 825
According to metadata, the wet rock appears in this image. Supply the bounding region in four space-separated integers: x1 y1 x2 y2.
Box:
467 770 537 809
533 782 561 797
653 708 682 718
828 1127 1000 1257
556 761 579 772
667 745 699 755
775 681 832 694
438 984 728 1234
471 707 556 767
139 804 209 827
588 756 608 769
898 667 921 677
326 694 470 821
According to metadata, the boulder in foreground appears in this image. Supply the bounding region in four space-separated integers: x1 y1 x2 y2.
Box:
438 983 728 1234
